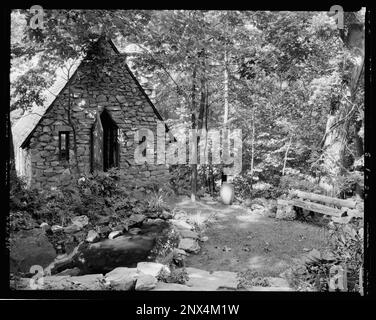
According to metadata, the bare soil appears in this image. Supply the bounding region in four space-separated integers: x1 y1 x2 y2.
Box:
170 196 330 278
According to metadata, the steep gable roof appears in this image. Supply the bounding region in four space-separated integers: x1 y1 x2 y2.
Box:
17 37 170 149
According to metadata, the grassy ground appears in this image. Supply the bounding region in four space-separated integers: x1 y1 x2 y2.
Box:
169 196 330 279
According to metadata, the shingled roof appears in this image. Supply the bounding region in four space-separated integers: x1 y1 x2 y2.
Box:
13 38 169 150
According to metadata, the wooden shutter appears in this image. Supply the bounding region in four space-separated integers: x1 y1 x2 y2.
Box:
91 111 104 172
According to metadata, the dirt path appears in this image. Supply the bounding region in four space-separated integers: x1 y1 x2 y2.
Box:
171 196 329 278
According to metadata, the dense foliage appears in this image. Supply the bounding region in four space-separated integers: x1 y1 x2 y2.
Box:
11 9 365 200
291 219 363 292
9 168 173 232
10 10 365 292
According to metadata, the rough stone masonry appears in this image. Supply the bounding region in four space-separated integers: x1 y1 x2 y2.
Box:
19 37 170 189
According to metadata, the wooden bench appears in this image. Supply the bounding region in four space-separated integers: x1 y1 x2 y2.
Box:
278 190 359 219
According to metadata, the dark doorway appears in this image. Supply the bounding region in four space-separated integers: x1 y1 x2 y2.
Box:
91 109 120 172
100 110 119 171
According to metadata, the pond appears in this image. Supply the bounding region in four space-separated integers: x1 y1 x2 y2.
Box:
51 221 172 275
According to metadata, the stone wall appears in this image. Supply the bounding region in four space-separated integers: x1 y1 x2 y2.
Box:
25 39 169 189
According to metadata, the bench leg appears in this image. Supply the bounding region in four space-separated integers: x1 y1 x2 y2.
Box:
276 203 297 220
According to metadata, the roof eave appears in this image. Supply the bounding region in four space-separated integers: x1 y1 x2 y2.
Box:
20 38 175 149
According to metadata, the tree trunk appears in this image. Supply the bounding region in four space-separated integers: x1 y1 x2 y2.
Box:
223 50 229 125
282 135 293 176
67 82 81 176
322 19 364 181
221 48 229 184
8 113 16 177
190 49 208 201
190 66 197 202
249 105 255 189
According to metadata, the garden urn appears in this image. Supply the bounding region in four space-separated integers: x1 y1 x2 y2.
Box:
220 182 234 205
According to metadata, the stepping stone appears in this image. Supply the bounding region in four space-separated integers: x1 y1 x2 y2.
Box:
33 274 105 290
332 216 353 224
86 230 100 243
71 215 89 229
135 274 157 291
56 267 81 276
129 228 142 235
265 277 290 288
152 282 196 291
246 286 293 291
105 267 139 290
170 219 194 231
108 230 122 239
64 224 81 234
69 274 105 290
178 238 200 253
178 230 199 239
302 248 321 263
185 267 238 290
137 262 170 277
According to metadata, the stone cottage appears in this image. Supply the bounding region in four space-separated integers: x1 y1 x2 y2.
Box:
12 36 171 189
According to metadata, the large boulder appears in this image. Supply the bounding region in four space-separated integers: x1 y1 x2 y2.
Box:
160 210 173 220
51 225 64 232
11 274 106 290
86 230 100 243
152 282 195 291
63 224 82 234
135 274 157 291
129 228 142 235
104 267 139 290
178 238 200 254
71 215 89 229
137 262 170 277
128 214 146 226
59 274 105 290
97 215 111 226
170 219 194 231
185 267 238 290
302 248 322 264
108 230 123 240
55 267 81 276
10 228 57 273
98 225 112 238
178 230 199 239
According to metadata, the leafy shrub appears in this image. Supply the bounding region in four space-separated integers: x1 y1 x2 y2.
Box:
233 174 284 200
169 165 191 195
328 220 363 288
294 219 363 292
279 174 324 194
152 228 180 262
9 172 41 214
337 170 364 198
157 267 189 284
77 168 120 198
9 211 38 232
148 192 167 212
238 270 271 289
301 255 340 291
10 167 174 232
